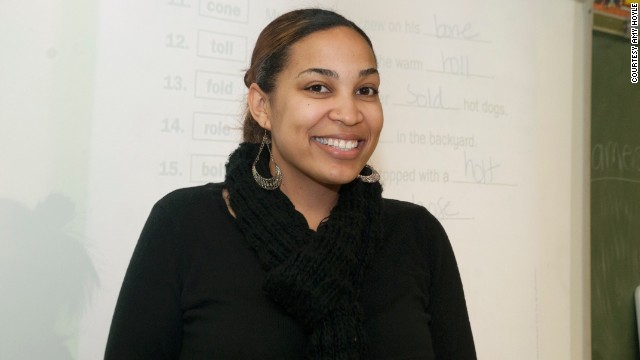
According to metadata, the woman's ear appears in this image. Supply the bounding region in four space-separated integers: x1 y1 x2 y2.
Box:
247 83 272 131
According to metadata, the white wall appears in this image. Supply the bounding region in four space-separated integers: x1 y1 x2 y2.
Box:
0 0 591 359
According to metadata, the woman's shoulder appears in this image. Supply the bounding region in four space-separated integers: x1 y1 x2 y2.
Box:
157 182 223 204
381 197 448 241
382 198 438 224
152 183 225 216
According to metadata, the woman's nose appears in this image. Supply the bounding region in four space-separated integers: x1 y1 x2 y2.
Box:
328 95 363 126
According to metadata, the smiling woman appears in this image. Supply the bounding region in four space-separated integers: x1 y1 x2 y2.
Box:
104 8 476 359
247 25 383 213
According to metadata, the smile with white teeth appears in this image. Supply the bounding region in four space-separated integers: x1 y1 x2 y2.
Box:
312 137 360 151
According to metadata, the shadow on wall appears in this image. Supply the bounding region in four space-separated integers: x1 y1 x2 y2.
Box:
0 194 98 359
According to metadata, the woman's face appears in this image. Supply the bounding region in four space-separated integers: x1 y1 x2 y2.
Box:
253 26 383 189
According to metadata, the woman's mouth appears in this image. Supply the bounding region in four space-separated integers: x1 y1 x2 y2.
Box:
312 137 360 151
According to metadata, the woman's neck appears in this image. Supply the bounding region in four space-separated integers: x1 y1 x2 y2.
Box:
278 176 340 231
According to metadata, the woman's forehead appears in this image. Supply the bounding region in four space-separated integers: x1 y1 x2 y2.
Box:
284 27 377 72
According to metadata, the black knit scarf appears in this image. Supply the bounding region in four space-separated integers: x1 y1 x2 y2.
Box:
224 142 383 359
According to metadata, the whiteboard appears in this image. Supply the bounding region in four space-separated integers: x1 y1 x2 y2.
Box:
0 0 590 359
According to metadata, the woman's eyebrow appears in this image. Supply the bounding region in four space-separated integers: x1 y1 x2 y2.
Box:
297 68 338 78
296 67 379 79
359 68 379 77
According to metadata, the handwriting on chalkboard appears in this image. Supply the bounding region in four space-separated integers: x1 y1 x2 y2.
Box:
592 142 640 173
592 142 640 184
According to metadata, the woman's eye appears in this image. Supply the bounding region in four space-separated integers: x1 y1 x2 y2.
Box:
306 84 329 93
357 87 379 96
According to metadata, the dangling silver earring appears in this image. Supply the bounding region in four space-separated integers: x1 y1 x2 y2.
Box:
252 131 283 190
357 164 380 183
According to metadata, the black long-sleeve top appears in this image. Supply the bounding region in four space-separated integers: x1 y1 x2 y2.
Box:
105 183 476 359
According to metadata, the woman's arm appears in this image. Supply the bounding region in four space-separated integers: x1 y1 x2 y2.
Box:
104 203 183 359
425 211 477 359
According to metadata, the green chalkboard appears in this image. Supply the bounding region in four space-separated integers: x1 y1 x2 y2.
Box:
591 30 640 360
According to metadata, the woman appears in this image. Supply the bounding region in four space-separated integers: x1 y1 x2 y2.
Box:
105 8 476 359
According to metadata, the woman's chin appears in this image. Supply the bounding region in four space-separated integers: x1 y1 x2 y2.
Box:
319 168 364 186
